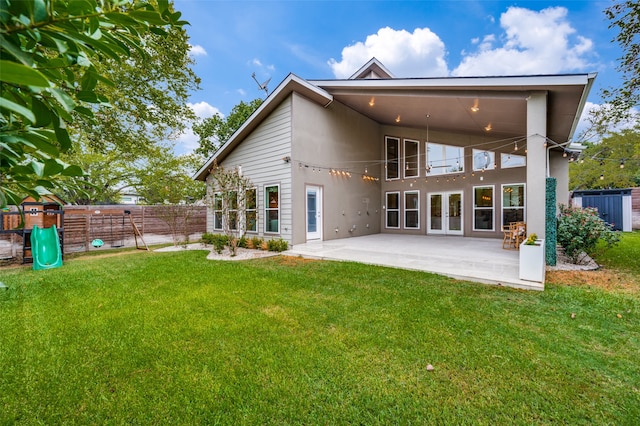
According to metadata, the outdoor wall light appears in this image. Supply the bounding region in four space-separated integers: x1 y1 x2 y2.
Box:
282 156 291 163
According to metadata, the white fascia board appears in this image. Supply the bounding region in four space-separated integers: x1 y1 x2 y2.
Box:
309 73 593 91
194 74 333 181
567 72 597 141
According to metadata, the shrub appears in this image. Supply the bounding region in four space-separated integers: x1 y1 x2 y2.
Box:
249 236 264 250
267 238 289 252
557 205 620 263
202 233 229 254
237 236 248 249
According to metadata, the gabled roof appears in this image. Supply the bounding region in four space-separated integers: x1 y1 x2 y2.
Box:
349 57 394 79
195 74 333 181
195 59 596 181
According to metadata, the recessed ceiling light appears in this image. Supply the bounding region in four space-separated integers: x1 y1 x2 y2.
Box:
395 115 401 123
484 123 492 132
369 97 375 107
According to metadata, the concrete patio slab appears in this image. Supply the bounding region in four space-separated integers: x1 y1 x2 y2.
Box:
286 234 544 291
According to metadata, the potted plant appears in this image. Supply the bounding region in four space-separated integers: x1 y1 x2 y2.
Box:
519 233 545 283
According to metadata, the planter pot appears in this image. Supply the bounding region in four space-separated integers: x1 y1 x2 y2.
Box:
519 239 545 283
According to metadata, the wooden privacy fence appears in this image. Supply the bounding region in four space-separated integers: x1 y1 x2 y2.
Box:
63 205 207 253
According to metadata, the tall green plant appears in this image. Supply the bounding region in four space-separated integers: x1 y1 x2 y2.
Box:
557 205 620 263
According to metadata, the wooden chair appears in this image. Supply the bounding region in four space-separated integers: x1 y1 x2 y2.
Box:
502 222 526 249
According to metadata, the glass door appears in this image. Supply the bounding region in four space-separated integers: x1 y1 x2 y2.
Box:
306 186 322 240
427 191 463 235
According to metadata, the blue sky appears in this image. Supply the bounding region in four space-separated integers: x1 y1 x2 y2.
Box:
172 0 624 154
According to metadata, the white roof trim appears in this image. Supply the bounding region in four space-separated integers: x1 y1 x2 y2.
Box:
349 57 395 79
311 73 594 90
194 74 333 181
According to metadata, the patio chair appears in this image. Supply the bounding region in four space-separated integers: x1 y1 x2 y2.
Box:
502 222 526 250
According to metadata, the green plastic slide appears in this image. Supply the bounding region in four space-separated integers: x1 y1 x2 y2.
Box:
30 225 63 270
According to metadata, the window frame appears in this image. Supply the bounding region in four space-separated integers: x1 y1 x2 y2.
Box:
501 183 526 228
385 136 400 181
473 185 495 231
501 153 526 169
426 142 464 176
404 190 420 229
212 192 223 231
473 149 496 172
385 191 400 229
403 138 420 179
245 187 257 233
264 184 280 234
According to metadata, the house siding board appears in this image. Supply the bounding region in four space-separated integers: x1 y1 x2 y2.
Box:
210 97 293 242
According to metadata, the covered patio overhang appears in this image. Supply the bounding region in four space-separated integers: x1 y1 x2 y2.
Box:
288 234 544 291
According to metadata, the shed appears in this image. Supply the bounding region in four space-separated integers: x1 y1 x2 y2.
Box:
571 189 632 232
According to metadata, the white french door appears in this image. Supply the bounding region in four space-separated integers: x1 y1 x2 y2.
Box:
427 191 463 235
306 185 322 241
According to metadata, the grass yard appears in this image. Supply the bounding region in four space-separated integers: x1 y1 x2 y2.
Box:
1 236 639 424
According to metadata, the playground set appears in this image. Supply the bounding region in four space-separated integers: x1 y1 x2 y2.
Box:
0 196 148 270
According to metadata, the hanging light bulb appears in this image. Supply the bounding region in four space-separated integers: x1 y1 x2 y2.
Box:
364 165 368 174
600 174 604 180
514 141 518 151
620 159 625 169
563 151 568 158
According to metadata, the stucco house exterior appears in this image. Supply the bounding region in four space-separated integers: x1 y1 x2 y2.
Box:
195 58 595 249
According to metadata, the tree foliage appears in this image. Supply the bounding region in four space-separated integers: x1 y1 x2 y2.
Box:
193 98 263 158
569 127 640 190
0 0 189 207
587 1 639 135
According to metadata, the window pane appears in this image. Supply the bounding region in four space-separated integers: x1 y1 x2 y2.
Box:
427 143 464 175
473 150 495 171
266 186 278 208
214 212 222 230
475 187 493 207
503 208 525 224
474 210 493 230
404 139 419 178
387 192 399 209
501 153 526 168
387 211 399 228
405 211 419 228
406 192 418 209
246 211 257 232
246 188 256 209
266 210 279 233
229 211 238 230
213 193 222 210
386 137 399 180
446 146 464 173
503 185 524 207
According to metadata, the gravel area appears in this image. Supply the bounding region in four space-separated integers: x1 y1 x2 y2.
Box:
547 246 599 271
154 243 280 261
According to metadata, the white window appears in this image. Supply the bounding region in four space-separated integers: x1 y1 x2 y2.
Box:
245 188 257 233
473 149 496 171
385 136 400 180
265 185 279 233
426 142 464 175
404 139 419 178
213 192 223 231
501 153 526 168
404 191 420 229
228 191 238 231
385 192 400 229
473 185 494 231
502 183 525 226
29 207 38 217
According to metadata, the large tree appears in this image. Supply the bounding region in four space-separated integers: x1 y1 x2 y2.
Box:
193 98 263 158
570 127 640 190
586 1 639 137
0 0 190 207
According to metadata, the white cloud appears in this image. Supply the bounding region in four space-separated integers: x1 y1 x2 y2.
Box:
188 44 207 57
453 6 595 76
189 101 221 119
574 102 639 142
174 102 221 155
328 27 449 78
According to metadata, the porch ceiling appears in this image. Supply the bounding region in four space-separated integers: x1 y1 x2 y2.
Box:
312 76 593 144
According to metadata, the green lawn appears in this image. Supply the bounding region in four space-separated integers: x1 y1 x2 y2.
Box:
1 243 638 424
